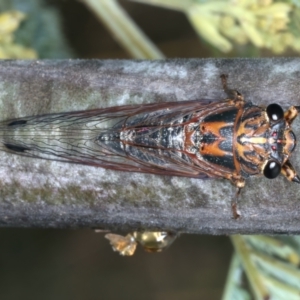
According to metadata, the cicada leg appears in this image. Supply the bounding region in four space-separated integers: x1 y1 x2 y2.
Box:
281 160 300 183
220 74 245 103
230 175 246 219
284 106 300 125
231 200 240 220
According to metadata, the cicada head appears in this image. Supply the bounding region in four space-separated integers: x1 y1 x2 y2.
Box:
236 103 299 183
263 104 299 183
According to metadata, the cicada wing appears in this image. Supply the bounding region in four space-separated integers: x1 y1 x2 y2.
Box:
0 99 227 179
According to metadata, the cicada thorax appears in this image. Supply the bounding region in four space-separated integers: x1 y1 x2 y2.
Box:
234 103 276 178
191 101 297 182
197 106 237 173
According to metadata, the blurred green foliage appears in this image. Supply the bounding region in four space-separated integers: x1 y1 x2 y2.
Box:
0 0 73 58
130 0 300 54
0 10 36 58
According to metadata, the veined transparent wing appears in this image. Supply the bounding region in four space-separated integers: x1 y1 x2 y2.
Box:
0 99 229 179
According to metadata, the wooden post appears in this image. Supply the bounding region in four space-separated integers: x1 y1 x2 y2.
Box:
0 58 299 234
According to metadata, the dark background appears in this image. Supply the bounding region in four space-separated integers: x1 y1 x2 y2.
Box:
0 1 233 299
0 229 231 299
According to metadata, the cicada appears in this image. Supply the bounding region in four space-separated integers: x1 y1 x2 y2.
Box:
0 75 299 217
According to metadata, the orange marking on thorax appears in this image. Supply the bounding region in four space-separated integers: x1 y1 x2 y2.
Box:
201 121 232 138
200 121 233 157
200 142 232 156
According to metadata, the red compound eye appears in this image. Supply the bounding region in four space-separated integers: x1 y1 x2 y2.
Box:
272 131 277 137
271 145 277 151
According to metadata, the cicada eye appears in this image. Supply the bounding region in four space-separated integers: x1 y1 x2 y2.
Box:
266 103 284 122
263 160 281 179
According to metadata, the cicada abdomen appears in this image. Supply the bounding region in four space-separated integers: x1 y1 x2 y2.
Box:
0 75 299 217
